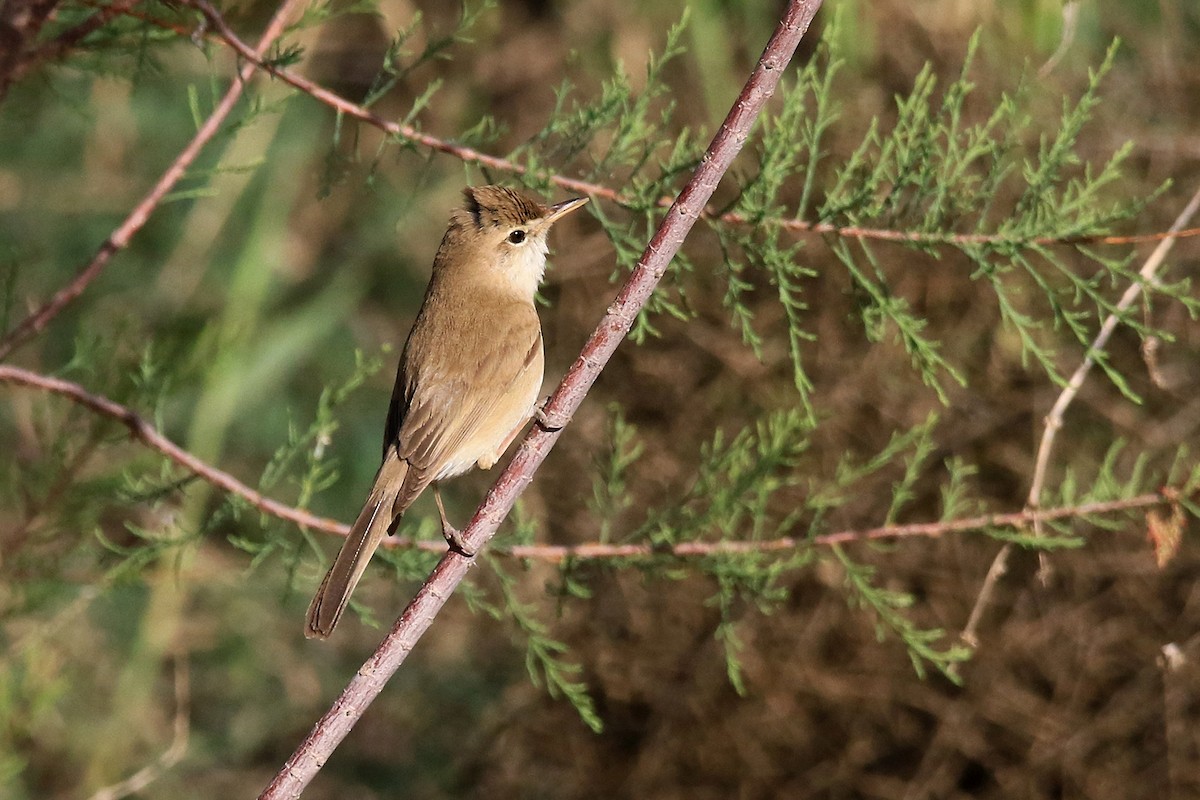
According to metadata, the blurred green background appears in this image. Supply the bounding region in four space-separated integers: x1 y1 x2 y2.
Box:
2 0 1200 798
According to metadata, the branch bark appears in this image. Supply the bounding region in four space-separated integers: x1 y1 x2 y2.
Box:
182 0 1200 251
1 362 1186 565
259 2 824 796
961 182 1200 647
0 0 61 103
0 364 345 533
0 0 309 362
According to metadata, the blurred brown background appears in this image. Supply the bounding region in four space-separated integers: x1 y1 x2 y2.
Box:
2 0 1200 798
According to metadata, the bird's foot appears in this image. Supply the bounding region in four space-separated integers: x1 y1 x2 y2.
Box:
441 523 476 557
535 397 566 431
433 484 475 556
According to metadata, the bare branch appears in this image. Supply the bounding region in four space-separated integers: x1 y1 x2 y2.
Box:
0 364 345 535
962 182 1200 647
507 493 1181 555
21 0 141 72
182 0 1200 252
258 2 824 796
0 0 309 362
86 654 191 800
0 363 1183 565
0 0 61 102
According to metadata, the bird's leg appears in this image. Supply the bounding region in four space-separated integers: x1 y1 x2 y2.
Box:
434 484 475 557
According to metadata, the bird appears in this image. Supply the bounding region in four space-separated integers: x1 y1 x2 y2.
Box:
305 185 588 639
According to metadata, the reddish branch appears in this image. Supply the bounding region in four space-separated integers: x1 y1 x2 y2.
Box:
259 2 824 796
3 0 1192 791
23 0 141 70
3 364 1181 564
0 0 308 362
0 365 345 534
960 182 1200 647
78 0 196 38
184 0 1200 252
0 0 161 100
0 0 61 102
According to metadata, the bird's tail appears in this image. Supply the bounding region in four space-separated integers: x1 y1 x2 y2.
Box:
305 455 408 639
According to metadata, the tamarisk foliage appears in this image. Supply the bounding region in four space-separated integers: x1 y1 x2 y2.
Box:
0 1 1197 794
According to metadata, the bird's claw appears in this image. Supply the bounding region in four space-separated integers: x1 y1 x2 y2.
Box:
535 398 565 431
442 523 476 557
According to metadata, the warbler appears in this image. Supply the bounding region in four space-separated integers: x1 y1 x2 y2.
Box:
305 185 587 639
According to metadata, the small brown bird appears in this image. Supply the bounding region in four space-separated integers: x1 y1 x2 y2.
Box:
305 185 588 639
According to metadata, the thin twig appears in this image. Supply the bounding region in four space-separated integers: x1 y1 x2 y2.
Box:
80 0 196 37
259 3 824 796
961 183 1200 647
1029 184 1200 528
0 0 60 102
0 365 345 534
86 654 191 800
500 493 1180 554
1159 637 1200 799
1 363 1185 562
23 0 141 70
182 0 1200 252
0 0 308 362
1037 0 1081 77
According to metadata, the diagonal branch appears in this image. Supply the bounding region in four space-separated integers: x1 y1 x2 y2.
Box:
183 0 1200 252
0 0 62 103
1025 183 1200 529
258 2 824 796
961 182 1200 647
21 0 141 74
0 0 308 362
85 654 191 800
0 364 345 533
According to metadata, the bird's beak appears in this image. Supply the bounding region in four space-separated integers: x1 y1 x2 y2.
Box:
544 196 589 225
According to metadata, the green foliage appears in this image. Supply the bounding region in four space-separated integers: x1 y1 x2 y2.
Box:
833 545 973 682
588 403 645 543
705 548 809 695
470 559 603 733
512 12 704 340
638 408 812 546
2 0 1198 795
598 409 818 690
939 457 982 521
708 21 1185 415
230 348 385 576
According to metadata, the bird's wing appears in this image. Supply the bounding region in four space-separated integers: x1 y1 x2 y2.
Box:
385 300 542 511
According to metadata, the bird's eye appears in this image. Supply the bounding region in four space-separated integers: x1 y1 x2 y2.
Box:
508 229 527 245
